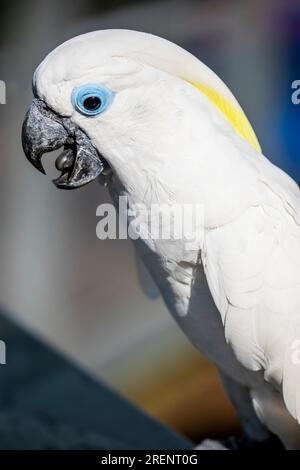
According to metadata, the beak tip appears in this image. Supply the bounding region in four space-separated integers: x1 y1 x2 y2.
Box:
34 160 46 175
23 149 46 175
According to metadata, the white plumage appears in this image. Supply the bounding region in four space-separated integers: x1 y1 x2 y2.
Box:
31 29 300 448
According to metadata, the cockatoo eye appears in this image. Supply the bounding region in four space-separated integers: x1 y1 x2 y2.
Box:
72 84 115 117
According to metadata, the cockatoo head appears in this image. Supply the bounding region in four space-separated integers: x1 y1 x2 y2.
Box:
22 29 260 190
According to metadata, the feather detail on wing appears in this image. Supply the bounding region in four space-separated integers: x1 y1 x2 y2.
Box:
282 320 300 423
203 153 300 424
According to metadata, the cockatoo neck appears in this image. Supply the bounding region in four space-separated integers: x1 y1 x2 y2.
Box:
103 83 256 232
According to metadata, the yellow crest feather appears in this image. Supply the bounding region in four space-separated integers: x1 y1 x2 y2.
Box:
190 81 261 153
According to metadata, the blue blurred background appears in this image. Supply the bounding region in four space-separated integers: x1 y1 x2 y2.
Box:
0 0 299 441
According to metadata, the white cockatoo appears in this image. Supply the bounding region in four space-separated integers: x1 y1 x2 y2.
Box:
22 30 300 449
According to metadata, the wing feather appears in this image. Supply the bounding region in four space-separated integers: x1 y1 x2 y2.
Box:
203 147 300 423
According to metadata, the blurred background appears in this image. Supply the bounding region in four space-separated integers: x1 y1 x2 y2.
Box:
0 0 299 443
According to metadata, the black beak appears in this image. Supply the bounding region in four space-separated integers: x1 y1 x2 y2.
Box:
22 99 68 175
22 99 104 189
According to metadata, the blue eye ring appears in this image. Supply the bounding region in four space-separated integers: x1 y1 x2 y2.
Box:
72 84 115 117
